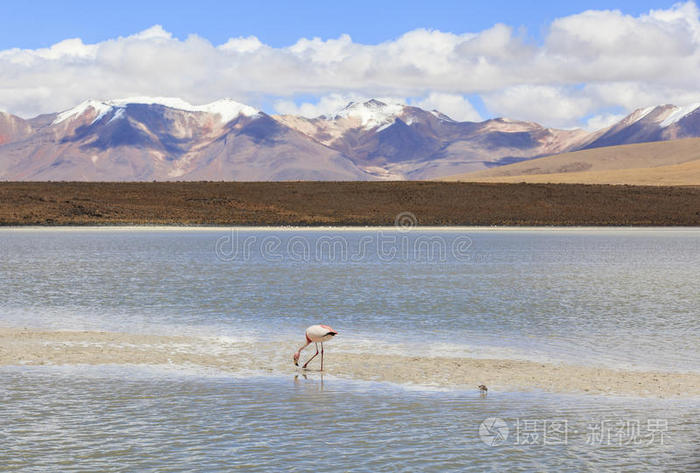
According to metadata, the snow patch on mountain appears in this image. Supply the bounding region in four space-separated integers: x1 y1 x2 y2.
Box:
331 99 405 130
195 99 260 123
107 108 125 124
623 106 656 125
52 100 114 125
429 110 455 122
52 97 259 126
109 97 259 123
659 103 700 127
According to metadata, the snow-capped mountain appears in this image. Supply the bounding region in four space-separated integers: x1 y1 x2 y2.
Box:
0 97 370 181
1 98 699 181
330 99 407 130
51 97 260 127
583 103 700 149
276 99 590 179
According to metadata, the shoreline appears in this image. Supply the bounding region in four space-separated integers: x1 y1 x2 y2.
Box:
2 327 698 399
2 181 699 226
3 225 699 231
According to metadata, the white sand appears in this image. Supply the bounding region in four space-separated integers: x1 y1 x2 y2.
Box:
1 328 697 398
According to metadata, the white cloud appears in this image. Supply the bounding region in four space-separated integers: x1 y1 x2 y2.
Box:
130 25 173 41
274 94 407 117
546 5 698 59
412 93 481 122
585 82 700 111
275 94 365 117
219 36 264 53
0 2 699 128
584 113 626 131
483 85 595 128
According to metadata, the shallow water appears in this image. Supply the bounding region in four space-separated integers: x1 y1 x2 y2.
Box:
1 227 699 471
1 227 698 371
1 365 698 472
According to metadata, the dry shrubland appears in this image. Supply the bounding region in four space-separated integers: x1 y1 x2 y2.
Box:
0 181 698 226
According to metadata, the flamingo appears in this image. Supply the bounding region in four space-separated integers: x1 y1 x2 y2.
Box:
293 324 338 370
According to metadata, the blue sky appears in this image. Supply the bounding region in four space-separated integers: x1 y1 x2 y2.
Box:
2 0 678 49
1 1 698 129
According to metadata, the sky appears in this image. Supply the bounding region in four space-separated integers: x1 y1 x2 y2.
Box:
2 0 699 129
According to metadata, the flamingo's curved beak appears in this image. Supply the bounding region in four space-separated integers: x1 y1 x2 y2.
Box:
293 352 300 366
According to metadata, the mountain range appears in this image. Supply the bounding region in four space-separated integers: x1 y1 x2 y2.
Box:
1 97 699 181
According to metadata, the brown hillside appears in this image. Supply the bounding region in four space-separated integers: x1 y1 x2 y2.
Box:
442 138 700 185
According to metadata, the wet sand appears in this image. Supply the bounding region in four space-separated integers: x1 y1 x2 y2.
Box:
2 328 697 398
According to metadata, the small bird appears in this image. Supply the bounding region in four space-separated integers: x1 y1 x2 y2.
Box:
293 324 338 371
478 384 488 393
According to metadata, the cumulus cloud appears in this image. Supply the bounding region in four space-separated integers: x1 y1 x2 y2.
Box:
412 93 481 122
584 113 627 131
0 2 699 128
483 85 596 128
275 94 375 117
219 36 264 53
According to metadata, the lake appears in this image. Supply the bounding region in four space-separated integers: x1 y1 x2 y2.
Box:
1 227 698 471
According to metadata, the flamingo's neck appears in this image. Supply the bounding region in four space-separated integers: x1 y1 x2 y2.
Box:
295 340 311 357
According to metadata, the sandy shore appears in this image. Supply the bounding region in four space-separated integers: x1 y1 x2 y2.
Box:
1 327 698 398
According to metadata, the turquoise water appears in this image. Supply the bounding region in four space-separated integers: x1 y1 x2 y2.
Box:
1 227 699 471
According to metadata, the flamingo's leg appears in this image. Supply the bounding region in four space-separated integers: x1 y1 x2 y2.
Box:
302 343 319 369
320 342 324 371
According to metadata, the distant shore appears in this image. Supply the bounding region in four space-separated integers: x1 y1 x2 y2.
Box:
1 181 698 226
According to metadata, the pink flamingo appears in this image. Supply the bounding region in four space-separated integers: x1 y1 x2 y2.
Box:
293 324 338 370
